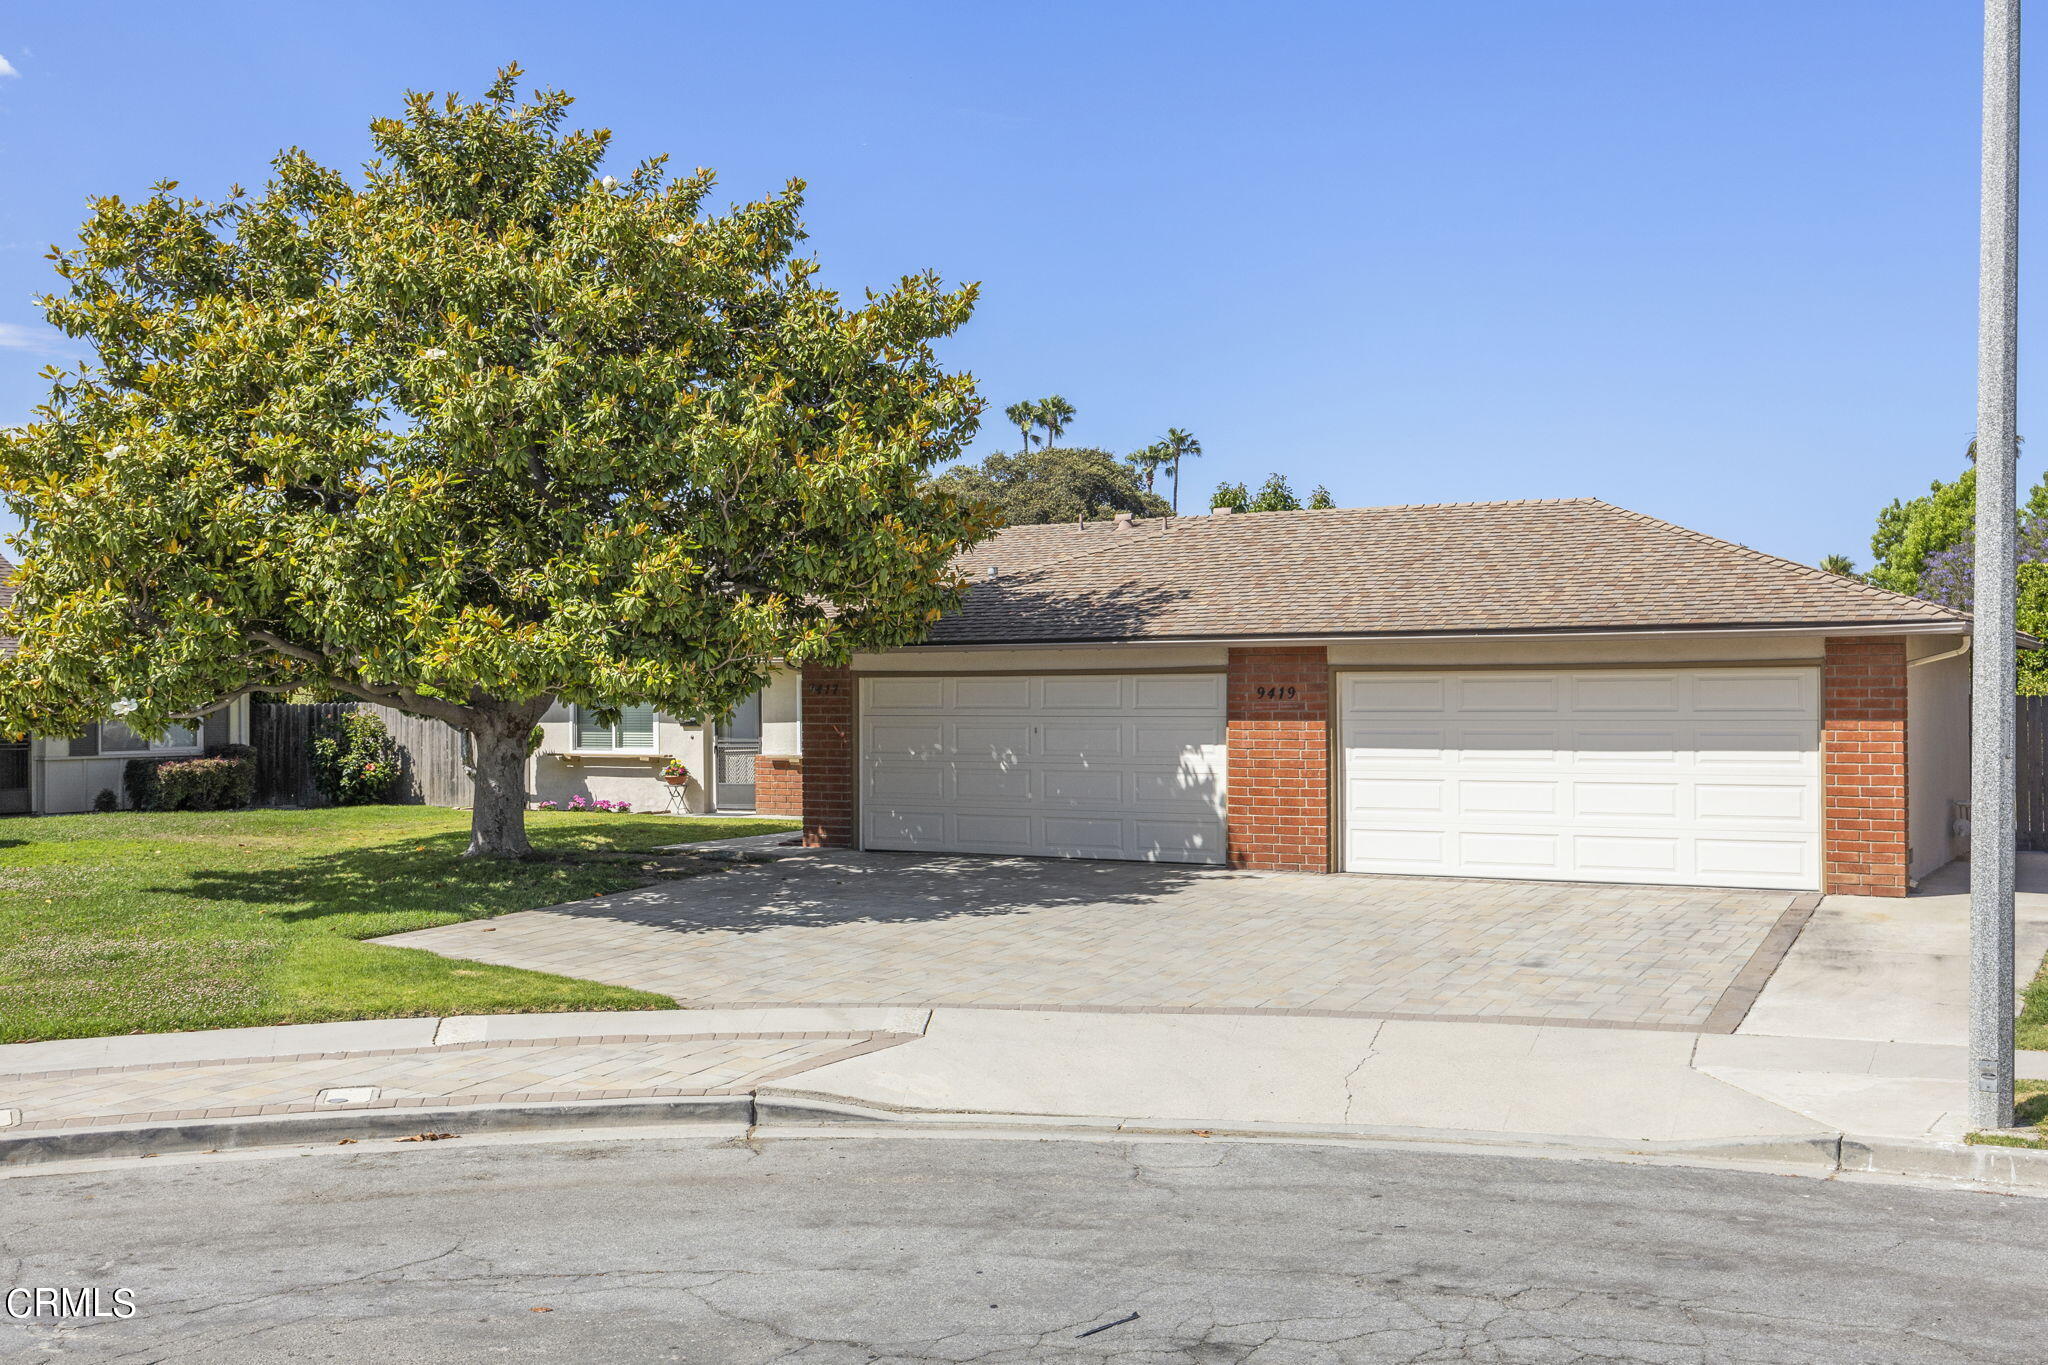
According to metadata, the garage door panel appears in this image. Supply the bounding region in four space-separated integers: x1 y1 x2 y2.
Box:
1458 780 1559 816
1135 674 1226 710
954 723 1031 761
866 722 947 759
1456 728 1561 764
1695 782 1807 823
867 764 948 801
954 812 1038 849
1694 672 1812 714
1573 834 1684 875
1458 676 1561 712
861 674 1227 864
1351 778 1445 815
1573 781 1680 820
1342 668 1819 890
1041 676 1125 709
1347 677 1446 712
1572 674 1681 712
1458 830 1562 871
1696 837 1808 879
1041 723 1122 757
953 767 1031 802
868 678 946 711
1343 725 1446 763
953 676 1033 710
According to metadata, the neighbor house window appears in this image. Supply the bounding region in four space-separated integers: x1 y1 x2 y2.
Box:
573 704 656 752
97 720 199 754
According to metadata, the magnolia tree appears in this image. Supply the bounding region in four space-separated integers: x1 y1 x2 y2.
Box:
0 69 995 856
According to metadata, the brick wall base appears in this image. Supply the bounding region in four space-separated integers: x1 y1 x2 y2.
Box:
755 756 804 818
1822 636 1909 897
799 665 854 848
1226 646 1331 872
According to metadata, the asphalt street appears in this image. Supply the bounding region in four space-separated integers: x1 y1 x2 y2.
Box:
3 1131 2045 1362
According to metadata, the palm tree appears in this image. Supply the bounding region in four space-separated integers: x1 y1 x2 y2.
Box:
1126 443 1166 491
1159 427 1202 514
1003 401 1040 450
1819 553 1859 578
1037 395 1076 448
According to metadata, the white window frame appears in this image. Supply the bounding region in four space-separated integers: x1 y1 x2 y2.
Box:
96 719 202 757
570 704 658 754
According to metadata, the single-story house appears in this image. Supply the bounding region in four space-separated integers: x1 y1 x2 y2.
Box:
526 680 805 818
0 553 257 814
754 498 1973 897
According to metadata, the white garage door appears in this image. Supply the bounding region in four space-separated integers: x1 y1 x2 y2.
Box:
861 673 1228 864
1340 668 1820 890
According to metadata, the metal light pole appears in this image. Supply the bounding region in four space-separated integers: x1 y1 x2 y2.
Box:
1971 0 2020 1132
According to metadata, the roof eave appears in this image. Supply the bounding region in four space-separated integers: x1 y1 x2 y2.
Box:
910 619 1971 650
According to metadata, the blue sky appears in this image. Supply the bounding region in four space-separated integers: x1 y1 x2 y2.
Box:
0 1 2034 567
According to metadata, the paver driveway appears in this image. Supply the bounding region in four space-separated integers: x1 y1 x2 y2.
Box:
377 852 1805 1030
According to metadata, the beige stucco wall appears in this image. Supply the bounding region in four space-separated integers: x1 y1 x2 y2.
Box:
856 644 1231 673
1906 641 1971 881
529 668 801 813
1326 633 1827 668
31 696 253 815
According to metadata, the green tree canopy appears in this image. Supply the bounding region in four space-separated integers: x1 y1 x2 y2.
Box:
1308 485 1336 510
1210 480 1250 513
1250 474 1302 512
937 447 1170 525
1866 449 2048 594
0 68 994 857
1817 553 1859 578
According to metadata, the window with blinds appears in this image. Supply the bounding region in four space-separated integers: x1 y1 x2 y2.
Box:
572 704 657 752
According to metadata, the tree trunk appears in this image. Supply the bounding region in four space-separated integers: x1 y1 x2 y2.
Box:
465 707 542 859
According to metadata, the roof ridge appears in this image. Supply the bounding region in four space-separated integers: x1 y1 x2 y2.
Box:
1584 500 1964 622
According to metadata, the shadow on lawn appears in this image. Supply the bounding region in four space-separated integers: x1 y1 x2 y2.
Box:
516 848 1240 939
158 829 671 932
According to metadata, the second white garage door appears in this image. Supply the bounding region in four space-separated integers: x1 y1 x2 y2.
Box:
861 673 1228 864
1340 668 1821 890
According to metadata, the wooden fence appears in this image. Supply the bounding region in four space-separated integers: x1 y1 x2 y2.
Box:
250 701 473 809
2020 696 2048 851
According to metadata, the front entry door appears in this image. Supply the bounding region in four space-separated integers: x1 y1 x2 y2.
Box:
713 690 762 812
0 742 27 814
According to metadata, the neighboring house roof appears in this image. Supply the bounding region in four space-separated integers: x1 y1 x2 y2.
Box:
932 498 1966 646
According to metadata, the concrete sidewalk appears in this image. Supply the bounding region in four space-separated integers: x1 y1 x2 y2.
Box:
6 1004 2045 1188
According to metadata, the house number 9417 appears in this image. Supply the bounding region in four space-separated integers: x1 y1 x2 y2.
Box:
1254 685 1298 701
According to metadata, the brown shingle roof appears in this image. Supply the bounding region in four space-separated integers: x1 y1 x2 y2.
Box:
931 498 1962 645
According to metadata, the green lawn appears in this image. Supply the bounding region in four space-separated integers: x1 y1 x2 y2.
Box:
0 806 797 1043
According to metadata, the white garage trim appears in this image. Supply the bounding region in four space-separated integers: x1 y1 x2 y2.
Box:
860 672 1228 864
1338 667 1822 890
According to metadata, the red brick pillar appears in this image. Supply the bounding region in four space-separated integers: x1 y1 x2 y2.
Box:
754 757 804 818
1822 637 1909 896
1226 646 1331 872
799 664 855 848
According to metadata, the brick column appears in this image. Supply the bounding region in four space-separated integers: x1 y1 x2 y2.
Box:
755 757 804 817
799 664 854 848
1822 636 1909 896
1226 646 1331 872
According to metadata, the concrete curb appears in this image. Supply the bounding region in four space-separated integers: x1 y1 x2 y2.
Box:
0 1096 750 1167
752 1092 2048 1190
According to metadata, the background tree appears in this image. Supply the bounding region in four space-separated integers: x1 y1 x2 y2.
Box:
1308 485 1336 509
1003 400 1041 450
1866 442 2048 594
0 68 994 858
937 447 1169 524
1210 480 1250 513
1036 395 1076 447
1158 427 1201 514
1125 442 1165 492
1913 518 2048 694
1818 553 1859 577
1250 473 1302 512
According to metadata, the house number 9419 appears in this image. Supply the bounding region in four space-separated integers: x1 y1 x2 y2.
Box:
1254 685 1297 701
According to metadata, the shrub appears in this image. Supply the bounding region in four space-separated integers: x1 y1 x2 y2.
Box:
92 788 120 813
122 751 257 812
309 712 402 806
